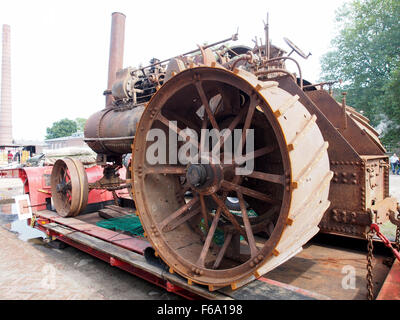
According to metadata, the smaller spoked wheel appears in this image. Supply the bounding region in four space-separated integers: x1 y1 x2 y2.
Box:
50 158 88 217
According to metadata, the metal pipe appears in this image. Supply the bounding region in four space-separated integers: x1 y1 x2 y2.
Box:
230 55 250 71
262 56 303 89
106 12 126 107
265 13 270 60
254 69 297 82
130 33 238 74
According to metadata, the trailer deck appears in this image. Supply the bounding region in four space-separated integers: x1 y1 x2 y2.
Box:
29 206 398 300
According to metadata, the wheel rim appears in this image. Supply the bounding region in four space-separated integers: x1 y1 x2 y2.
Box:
132 66 331 288
51 158 88 217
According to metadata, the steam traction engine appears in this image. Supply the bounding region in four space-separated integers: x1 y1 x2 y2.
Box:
50 12 399 291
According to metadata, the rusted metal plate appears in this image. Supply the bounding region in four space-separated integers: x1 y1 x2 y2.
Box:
265 241 390 300
277 77 396 240
50 158 89 217
306 90 384 156
220 276 330 300
377 260 400 300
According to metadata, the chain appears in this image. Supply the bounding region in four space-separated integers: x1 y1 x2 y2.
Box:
396 225 400 252
366 230 374 301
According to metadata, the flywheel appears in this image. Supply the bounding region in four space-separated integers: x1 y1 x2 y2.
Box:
132 66 333 290
50 157 89 217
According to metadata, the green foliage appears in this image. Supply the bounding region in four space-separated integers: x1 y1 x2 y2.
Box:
75 117 87 132
320 0 400 148
45 118 77 140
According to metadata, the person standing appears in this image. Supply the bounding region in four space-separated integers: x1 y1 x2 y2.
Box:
7 150 12 163
390 153 399 174
397 158 400 175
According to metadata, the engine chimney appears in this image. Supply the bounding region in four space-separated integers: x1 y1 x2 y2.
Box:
0 24 13 145
105 12 126 107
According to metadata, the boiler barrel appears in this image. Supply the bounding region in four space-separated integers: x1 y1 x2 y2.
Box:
84 106 144 155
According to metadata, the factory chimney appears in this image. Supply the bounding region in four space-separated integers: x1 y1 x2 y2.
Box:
0 24 13 145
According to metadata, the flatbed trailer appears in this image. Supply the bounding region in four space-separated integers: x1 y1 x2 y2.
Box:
1 166 398 300
29 206 399 300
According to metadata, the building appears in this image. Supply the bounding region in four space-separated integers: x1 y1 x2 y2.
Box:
45 131 88 150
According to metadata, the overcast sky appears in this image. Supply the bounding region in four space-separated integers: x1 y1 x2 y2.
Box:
0 0 347 141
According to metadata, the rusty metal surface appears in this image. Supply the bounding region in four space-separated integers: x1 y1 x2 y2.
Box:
277 78 398 239
266 240 390 300
306 90 384 156
84 105 144 155
106 12 126 107
131 65 331 289
68 12 400 291
377 259 400 300
50 158 88 217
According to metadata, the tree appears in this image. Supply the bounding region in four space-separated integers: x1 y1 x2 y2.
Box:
75 118 87 132
320 0 400 149
46 118 78 139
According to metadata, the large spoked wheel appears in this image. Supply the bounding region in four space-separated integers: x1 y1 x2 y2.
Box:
50 158 89 217
132 66 332 289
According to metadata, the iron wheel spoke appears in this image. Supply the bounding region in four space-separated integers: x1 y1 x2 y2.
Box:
221 180 279 204
211 104 249 155
212 233 233 269
195 82 220 130
237 192 258 258
211 193 246 237
199 195 209 233
156 113 199 149
246 171 285 185
238 100 257 155
144 165 187 175
159 197 199 231
196 203 223 267
236 145 276 165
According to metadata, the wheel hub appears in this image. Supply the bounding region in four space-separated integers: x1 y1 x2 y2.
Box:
56 181 70 193
186 164 207 187
187 162 223 195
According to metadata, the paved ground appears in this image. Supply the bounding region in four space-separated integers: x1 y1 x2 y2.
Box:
0 221 180 300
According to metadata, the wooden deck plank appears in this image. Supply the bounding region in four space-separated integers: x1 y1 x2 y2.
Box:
98 208 128 220
106 205 135 215
36 210 151 254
